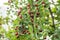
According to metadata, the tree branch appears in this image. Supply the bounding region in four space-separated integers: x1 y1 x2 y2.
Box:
48 6 55 28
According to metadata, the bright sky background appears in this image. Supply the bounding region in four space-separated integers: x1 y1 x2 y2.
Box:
0 0 10 31
0 0 8 6
0 0 17 31
0 0 8 18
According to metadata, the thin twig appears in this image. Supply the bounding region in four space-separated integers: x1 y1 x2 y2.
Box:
48 6 55 28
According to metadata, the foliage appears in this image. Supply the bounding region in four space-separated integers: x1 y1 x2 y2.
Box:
0 0 60 40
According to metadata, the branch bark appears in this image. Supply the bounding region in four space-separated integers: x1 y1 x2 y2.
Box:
48 6 55 28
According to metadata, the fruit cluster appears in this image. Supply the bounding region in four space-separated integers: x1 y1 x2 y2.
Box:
15 0 45 38
15 26 19 38
15 26 31 38
8 0 47 39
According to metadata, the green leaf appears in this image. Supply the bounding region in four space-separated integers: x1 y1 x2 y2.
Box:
28 25 34 38
4 2 9 5
52 7 56 13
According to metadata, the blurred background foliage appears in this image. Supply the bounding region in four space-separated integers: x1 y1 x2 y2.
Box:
0 0 60 40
